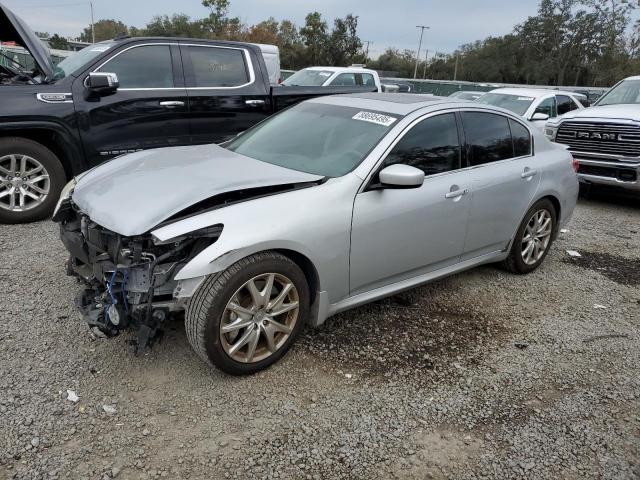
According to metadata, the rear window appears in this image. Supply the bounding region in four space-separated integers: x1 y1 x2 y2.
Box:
477 93 534 116
184 46 249 88
461 112 514 165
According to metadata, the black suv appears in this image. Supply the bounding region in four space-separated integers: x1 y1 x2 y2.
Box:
0 3 373 223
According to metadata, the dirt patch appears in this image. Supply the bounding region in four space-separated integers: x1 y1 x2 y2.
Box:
299 287 508 383
563 251 640 286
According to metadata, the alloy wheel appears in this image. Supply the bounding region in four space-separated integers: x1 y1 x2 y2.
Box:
0 154 50 212
220 273 300 363
521 209 553 265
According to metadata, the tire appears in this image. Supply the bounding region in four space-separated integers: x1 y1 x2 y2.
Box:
502 198 557 274
0 137 66 223
185 252 310 375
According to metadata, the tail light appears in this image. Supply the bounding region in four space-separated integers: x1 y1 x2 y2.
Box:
572 156 579 173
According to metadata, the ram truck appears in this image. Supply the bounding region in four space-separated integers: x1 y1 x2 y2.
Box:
546 76 640 192
0 3 375 223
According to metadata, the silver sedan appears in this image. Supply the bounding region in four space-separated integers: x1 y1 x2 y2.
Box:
55 93 579 375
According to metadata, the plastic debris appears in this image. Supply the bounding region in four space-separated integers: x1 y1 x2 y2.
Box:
560 228 570 233
593 304 608 310
344 373 353 379
66 390 79 403
566 250 582 257
102 404 117 415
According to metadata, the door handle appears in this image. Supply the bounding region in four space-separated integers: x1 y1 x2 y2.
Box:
159 101 185 108
444 188 469 199
521 168 538 179
245 99 266 106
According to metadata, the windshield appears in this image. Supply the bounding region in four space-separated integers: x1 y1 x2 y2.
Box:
596 79 640 106
282 69 334 86
52 42 116 81
477 93 534 116
226 102 397 177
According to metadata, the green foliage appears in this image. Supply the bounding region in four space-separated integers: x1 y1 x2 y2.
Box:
48 34 69 50
79 19 129 42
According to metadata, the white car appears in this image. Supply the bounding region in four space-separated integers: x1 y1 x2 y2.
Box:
477 88 586 130
282 66 381 92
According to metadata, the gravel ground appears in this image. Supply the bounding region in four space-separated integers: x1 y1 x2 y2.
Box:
1 189 638 480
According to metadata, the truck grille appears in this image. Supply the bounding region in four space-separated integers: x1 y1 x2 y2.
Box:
556 122 640 158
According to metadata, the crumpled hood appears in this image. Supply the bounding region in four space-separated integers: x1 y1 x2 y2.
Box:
0 3 54 80
72 143 322 236
556 104 640 123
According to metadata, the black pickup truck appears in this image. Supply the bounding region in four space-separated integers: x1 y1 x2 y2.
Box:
0 4 374 223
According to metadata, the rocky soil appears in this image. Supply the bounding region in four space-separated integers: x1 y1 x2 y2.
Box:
0 189 638 480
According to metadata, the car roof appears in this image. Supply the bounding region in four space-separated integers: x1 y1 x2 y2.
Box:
489 87 581 98
309 93 478 116
302 66 377 74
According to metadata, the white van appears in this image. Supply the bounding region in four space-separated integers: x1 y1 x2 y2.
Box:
251 43 281 85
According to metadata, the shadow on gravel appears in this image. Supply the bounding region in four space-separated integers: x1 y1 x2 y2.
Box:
579 184 640 210
299 279 507 384
563 251 640 286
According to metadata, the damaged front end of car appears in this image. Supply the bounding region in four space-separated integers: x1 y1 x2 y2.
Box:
54 199 221 352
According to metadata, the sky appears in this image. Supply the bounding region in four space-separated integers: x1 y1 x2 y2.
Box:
4 0 542 57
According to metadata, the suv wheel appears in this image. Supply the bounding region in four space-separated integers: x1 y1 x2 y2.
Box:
502 198 557 274
0 137 66 223
185 252 309 375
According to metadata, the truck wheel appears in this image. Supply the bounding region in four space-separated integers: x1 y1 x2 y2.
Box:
186 252 309 375
502 198 557 274
0 137 66 223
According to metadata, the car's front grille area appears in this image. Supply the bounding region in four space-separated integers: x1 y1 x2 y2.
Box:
578 163 638 182
556 122 640 158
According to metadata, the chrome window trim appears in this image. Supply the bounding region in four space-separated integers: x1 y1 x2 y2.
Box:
91 42 255 91
357 106 534 193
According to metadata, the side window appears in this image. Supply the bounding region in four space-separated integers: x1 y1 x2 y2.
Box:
534 97 557 118
361 73 376 87
461 112 513 166
556 95 579 115
510 120 532 157
330 73 356 86
381 113 461 176
184 46 249 88
98 45 174 88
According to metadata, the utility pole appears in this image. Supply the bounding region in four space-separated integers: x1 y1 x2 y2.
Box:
413 25 429 79
453 53 459 81
362 40 372 63
422 49 429 79
90 1 95 43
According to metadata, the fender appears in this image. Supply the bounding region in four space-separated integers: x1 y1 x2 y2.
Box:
0 120 87 175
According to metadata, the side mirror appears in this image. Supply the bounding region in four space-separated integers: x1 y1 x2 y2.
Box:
531 112 550 121
378 164 425 189
85 72 119 96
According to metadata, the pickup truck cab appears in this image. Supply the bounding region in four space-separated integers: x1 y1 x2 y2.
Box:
477 88 586 130
0 4 374 223
546 76 640 192
282 66 382 92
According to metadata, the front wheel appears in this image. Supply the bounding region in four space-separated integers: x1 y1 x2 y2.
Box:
0 137 66 223
185 252 309 375
502 199 557 274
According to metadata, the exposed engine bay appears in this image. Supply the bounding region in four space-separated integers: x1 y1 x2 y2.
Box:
57 201 221 352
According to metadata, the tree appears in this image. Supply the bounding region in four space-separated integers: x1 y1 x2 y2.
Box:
277 20 305 69
327 14 362 66
48 34 69 50
300 12 328 65
247 18 279 45
79 19 129 42
143 14 201 38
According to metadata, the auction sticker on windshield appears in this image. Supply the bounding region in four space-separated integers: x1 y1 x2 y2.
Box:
352 111 397 127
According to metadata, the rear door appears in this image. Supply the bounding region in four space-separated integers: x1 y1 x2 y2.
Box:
460 111 539 260
73 42 190 166
179 43 271 145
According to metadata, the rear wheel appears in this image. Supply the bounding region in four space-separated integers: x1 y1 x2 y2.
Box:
0 137 66 223
185 252 309 375
502 199 557 274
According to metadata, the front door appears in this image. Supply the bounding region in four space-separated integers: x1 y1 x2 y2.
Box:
459 111 540 260
73 43 190 166
350 113 472 295
179 43 271 145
